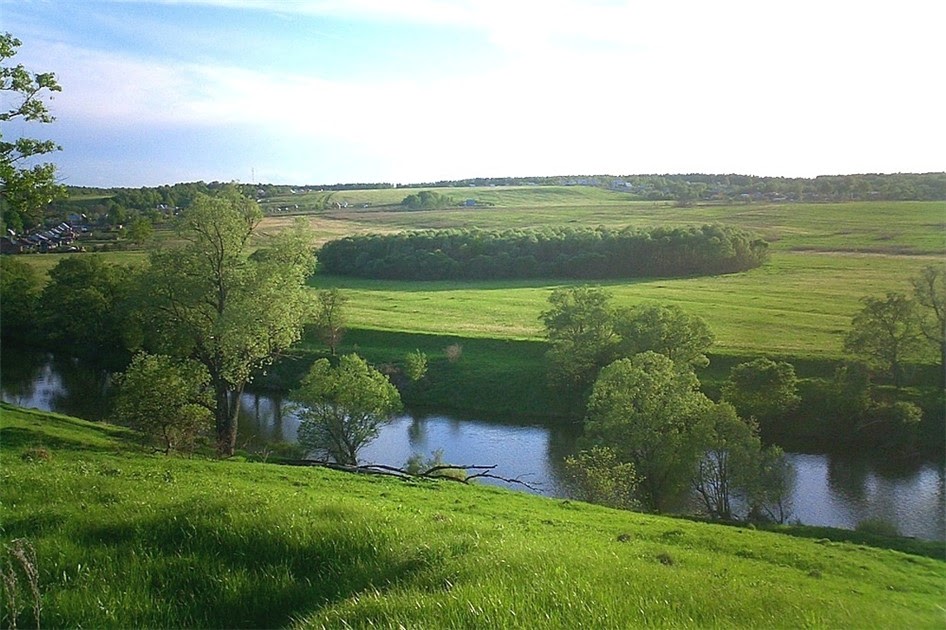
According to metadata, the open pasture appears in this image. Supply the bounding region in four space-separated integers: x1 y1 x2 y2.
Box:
292 189 941 361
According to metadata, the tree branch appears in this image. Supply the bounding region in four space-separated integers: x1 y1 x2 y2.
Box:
278 459 542 491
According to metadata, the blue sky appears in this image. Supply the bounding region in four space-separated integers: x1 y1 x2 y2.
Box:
3 0 943 187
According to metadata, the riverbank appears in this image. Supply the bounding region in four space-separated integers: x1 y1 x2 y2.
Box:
2 404 943 628
258 327 945 455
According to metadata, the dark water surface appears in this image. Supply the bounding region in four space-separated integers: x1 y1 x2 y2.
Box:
3 349 943 541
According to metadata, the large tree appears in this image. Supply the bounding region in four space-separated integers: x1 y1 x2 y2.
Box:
132 188 314 455
583 352 712 511
0 32 64 232
291 353 402 465
313 288 348 355
843 292 923 388
540 286 618 396
614 302 714 368
721 357 800 427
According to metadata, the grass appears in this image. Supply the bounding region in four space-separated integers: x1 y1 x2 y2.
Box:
2 403 943 628
307 248 933 360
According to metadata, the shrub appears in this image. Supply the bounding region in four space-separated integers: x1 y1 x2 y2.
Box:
444 343 463 364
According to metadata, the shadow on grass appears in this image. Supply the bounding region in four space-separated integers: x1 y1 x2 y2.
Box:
76 498 436 628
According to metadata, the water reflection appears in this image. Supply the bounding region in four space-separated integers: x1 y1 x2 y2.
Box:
2 349 943 541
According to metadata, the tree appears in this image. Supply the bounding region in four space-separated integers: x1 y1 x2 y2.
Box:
290 354 402 465
614 302 715 368
0 256 40 338
403 349 428 382
39 255 133 358
563 445 640 510
114 352 213 454
746 446 794 524
0 32 64 232
911 264 946 384
126 216 154 246
844 292 923 388
721 357 800 425
131 188 314 455
540 286 618 396
583 352 712 511
692 402 762 521
313 288 348 355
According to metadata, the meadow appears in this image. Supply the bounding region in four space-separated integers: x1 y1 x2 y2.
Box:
2 404 943 628
269 190 942 361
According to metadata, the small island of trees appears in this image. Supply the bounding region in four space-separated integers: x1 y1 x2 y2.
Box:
317 224 769 281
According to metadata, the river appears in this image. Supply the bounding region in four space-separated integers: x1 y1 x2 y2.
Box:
2 349 943 541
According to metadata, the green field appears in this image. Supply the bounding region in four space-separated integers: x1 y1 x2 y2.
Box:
2 404 943 628
262 192 943 360
11 190 943 394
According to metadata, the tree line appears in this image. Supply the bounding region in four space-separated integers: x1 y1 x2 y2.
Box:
317 225 769 281
544 281 944 521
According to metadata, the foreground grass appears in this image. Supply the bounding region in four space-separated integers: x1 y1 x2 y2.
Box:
2 404 943 628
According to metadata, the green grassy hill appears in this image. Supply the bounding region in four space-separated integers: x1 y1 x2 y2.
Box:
2 403 943 628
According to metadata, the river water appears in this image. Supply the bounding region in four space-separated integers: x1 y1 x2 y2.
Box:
2 350 943 541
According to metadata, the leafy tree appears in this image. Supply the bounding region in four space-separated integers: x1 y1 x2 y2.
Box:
404 349 428 382
614 303 715 368
131 188 314 455
844 292 923 388
721 358 800 425
828 361 873 430
39 255 133 357
0 32 64 232
114 352 213 454
126 216 153 245
291 354 402 465
0 256 40 338
313 288 348 355
746 446 794 524
911 264 946 384
540 286 618 396
583 352 712 511
563 445 640 510
692 402 762 520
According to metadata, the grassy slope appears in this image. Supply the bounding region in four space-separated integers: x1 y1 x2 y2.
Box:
2 404 943 629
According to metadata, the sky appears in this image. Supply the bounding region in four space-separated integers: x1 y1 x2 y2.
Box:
2 0 944 187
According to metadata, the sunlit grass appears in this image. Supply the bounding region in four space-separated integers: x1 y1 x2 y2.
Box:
2 405 943 628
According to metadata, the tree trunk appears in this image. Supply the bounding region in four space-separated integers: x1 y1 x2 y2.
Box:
214 381 244 457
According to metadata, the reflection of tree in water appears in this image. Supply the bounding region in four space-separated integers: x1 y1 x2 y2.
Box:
544 420 583 498
407 415 427 446
826 454 870 502
47 354 113 421
0 347 47 404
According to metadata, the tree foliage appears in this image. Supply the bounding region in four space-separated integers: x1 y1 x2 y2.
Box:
563 446 640 510
911 264 946 383
291 354 402 465
721 358 800 425
615 303 715 368
540 286 618 395
843 292 923 388
312 288 348 355
540 288 714 402
40 255 133 358
403 349 429 382
317 225 768 281
114 352 213 454
131 188 314 455
0 32 64 232
400 190 455 210
0 256 40 339
583 352 712 511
